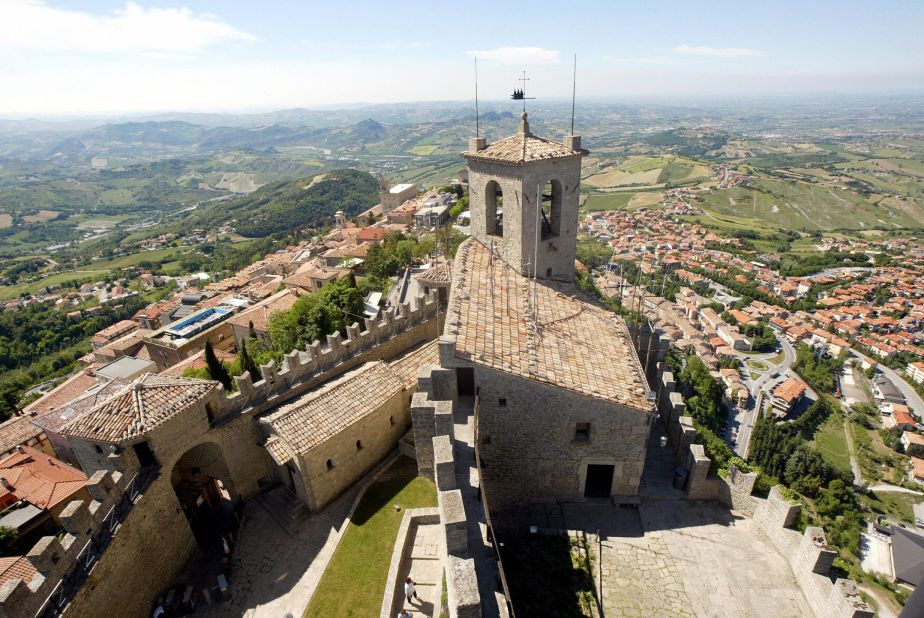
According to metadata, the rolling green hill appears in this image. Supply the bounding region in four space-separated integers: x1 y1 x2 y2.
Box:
198 168 379 237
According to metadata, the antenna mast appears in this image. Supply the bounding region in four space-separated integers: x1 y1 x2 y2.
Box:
571 54 577 135
474 57 480 138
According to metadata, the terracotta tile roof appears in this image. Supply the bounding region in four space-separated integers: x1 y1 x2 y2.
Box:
416 264 452 286
0 556 37 587
263 437 291 466
93 319 138 341
23 371 100 417
463 133 580 165
773 378 807 404
266 362 404 453
446 238 652 410
228 289 302 332
31 378 129 434
60 374 217 443
0 416 44 456
387 340 440 387
0 446 87 510
357 228 388 241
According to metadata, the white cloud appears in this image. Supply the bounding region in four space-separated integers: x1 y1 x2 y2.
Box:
467 46 560 65
674 44 760 58
0 0 254 53
382 40 429 51
604 55 684 66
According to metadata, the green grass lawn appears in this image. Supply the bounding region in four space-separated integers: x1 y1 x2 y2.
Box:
746 359 770 372
581 192 635 211
811 413 852 475
305 475 437 618
767 351 786 365
858 489 922 525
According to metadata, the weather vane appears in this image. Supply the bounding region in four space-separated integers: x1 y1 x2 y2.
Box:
511 70 535 112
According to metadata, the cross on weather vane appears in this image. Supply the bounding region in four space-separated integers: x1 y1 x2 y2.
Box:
510 69 535 112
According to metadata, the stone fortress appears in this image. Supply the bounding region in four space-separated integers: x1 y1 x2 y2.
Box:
0 112 878 618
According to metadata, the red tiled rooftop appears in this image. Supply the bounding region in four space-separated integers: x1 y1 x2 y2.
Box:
0 446 87 510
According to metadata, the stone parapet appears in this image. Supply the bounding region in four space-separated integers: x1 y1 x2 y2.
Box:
439 489 468 556
380 508 440 618
0 469 132 618
218 290 439 424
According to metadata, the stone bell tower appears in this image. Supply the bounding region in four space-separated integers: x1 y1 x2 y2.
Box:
462 111 584 281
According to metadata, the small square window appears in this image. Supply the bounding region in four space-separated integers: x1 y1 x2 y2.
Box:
498 398 507 407
356 440 364 451
575 423 591 441
326 459 334 470
94 445 103 454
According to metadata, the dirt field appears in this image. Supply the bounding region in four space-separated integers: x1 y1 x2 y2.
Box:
627 191 664 209
23 209 59 223
215 172 263 193
0 212 11 229
583 167 661 188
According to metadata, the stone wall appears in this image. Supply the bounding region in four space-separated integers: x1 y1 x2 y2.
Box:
380 507 441 618
1 292 440 618
297 388 409 511
0 467 192 618
752 488 872 618
656 365 872 618
411 374 481 618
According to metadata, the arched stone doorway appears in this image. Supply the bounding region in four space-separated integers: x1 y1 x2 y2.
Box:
171 441 237 553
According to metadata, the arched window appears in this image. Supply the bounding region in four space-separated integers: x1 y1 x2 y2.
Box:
356 440 364 451
485 180 503 237
326 459 334 470
540 179 562 239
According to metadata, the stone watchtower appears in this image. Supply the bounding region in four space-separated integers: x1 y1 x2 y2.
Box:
462 112 585 281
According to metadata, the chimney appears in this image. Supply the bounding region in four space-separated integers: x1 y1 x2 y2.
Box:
1 478 11 490
468 137 486 152
564 135 582 150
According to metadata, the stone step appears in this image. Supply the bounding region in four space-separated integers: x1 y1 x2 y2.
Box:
254 485 307 535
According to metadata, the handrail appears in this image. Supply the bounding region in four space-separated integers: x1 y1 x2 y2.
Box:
472 393 516 618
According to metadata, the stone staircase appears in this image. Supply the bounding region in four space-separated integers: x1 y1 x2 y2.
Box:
254 485 307 536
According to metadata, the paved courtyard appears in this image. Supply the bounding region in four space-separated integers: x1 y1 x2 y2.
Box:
566 501 814 618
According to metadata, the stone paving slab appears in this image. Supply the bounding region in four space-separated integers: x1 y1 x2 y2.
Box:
568 501 814 618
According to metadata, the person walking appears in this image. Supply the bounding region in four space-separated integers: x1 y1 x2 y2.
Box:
398 610 413 618
404 576 419 604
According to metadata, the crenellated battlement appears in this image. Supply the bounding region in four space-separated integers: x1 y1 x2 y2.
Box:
213 290 439 421
0 468 148 618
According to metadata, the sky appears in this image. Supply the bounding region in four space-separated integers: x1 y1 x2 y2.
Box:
0 0 922 116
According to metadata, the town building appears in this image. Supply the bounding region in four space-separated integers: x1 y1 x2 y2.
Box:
771 378 807 418
908 362 924 385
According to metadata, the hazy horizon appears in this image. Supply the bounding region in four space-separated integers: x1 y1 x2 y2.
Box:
1 1 922 116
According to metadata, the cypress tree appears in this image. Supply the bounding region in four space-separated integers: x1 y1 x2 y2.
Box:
248 320 257 340
240 339 262 382
204 340 232 391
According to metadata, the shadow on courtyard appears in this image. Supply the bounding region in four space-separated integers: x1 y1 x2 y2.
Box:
499 532 598 618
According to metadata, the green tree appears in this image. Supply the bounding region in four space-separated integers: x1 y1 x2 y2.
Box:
204 340 232 391
240 339 262 382
0 526 17 556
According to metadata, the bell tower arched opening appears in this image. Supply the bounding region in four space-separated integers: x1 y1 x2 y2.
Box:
485 180 503 237
540 179 563 239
